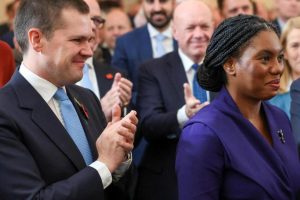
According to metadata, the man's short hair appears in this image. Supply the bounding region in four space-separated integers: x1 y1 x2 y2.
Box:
14 0 90 53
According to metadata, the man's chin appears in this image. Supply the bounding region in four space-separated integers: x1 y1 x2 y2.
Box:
149 20 170 29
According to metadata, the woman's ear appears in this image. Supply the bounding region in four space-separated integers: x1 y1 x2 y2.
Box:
223 58 236 75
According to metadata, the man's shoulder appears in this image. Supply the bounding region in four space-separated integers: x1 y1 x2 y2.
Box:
140 51 179 69
118 24 148 42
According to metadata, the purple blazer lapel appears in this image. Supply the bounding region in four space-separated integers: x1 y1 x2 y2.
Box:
197 87 295 199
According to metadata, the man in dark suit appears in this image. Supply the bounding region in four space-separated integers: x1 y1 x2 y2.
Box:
135 1 214 200
291 78 300 155
272 0 300 34
112 0 177 105
0 0 138 199
112 0 177 168
77 0 133 122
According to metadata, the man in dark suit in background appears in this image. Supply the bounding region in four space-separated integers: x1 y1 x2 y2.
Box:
112 0 177 167
135 1 215 200
0 0 137 199
272 0 300 34
77 0 133 122
112 0 177 105
291 78 300 155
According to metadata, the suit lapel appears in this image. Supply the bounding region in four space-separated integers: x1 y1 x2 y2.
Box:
165 51 188 103
12 72 86 170
93 59 114 98
138 25 153 60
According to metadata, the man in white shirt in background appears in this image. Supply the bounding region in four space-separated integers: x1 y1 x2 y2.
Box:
78 0 133 122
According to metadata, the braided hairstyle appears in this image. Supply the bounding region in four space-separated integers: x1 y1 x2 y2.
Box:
198 14 279 92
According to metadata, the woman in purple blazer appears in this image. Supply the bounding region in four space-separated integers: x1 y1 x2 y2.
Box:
176 15 300 200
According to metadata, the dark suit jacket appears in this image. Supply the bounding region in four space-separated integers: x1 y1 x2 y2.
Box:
112 24 177 105
135 51 215 200
0 71 132 199
290 78 300 155
101 47 112 66
176 87 300 199
93 58 120 98
272 18 282 35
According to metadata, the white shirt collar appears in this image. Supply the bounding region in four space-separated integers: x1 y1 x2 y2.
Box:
147 23 172 39
178 48 202 72
19 63 59 103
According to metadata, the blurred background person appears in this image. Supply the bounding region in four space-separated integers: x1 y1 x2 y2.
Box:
0 1 16 37
112 0 177 167
98 1 132 65
217 0 254 19
269 16 300 118
272 0 300 34
77 0 133 123
0 0 20 48
291 78 300 155
252 0 270 20
0 40 15 87
112 0 176 106
176 14 300 200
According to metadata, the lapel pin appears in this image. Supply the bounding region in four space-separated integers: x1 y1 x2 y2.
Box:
105 73 113 80
277 129 285 144
74 98 89 120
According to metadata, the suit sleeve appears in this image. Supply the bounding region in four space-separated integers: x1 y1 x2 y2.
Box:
290 79 300 149
176 122 224 200
0 111 104 200
137 63 181 141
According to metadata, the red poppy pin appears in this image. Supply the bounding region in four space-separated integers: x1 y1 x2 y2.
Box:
74 98 89 120
105 73 113 80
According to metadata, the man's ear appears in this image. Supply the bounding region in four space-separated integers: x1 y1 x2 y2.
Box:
223 57 236 75
27 28 44 53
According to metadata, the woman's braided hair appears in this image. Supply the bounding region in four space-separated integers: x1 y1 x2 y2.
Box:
198 14 279 92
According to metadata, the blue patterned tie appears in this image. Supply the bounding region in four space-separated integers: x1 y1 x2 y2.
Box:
81 64 94 91
54 88 93 165
155 34 166 57
192 64 207 103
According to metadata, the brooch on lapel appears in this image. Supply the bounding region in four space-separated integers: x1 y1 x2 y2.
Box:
74 98 89 120
105 73 113 80
277 129 285 144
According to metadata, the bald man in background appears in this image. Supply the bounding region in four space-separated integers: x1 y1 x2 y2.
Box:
136 1 215 199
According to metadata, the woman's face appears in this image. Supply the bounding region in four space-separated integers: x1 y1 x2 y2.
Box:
284 28 300 79
228 30 284 101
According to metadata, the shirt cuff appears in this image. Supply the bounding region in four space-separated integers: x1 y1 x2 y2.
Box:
90 161 112 189
112 152 132 182
177 105 189 128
